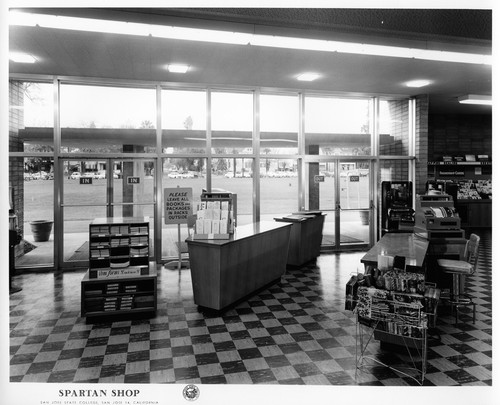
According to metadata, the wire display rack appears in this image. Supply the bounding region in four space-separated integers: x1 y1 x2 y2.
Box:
354 288 429 385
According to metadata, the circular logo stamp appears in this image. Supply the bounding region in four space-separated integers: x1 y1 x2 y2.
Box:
182 384 200 401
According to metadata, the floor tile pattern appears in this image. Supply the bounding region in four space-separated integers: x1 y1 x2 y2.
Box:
9 229 492 386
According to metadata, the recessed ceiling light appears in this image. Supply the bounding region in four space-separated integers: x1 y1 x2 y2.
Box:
10 52 36 63
458 94 492 105
297 73 320 82
167 64 190 73
405 80 431 88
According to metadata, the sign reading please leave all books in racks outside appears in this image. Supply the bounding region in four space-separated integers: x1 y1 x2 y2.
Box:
164 187 193 224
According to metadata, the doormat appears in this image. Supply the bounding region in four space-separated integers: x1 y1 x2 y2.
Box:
68 241 89 261
15 239 37 258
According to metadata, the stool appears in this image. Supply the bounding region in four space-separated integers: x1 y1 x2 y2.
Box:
437 234 480 324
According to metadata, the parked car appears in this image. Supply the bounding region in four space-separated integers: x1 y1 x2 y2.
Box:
70 172 81 179
93 171 106 179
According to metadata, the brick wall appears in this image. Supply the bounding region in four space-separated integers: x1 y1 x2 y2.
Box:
379 99 411 184
415 95 429 195
9 81 25 238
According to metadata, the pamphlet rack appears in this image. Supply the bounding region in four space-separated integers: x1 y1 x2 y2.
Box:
192 192 236 240
81 217 157 320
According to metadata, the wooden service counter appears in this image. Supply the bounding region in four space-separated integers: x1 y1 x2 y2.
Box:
186 221 292 311
361 233 429 272
274 212 325 267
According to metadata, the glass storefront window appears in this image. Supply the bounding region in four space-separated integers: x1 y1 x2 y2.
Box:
260 158 298 221
60 84 156 153
10 81 54 153
379 99 410 156
112 160 155 208
211 158 253 226
162 89 207 153
260 94 298 154
161 158 206 261
211 91 253 154
11 157 55 268
305 96 371 156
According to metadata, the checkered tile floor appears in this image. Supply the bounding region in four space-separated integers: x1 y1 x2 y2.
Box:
9 229 492 385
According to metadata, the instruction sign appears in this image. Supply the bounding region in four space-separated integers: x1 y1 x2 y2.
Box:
314 175 325 183
127 176 140 185
80 177 93 185
164 187 193 224
349 175 360 182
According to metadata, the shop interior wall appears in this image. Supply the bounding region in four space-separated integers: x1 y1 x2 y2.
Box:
9 81 25 257
428 114 492 161
415 95 429 195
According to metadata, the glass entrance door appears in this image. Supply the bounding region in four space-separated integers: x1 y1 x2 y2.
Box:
61 159 109 267
305 161 337 249
338 160 371 248
60 158 155 268
306 160 372 251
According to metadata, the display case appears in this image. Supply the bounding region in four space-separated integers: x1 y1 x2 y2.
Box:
81 217 156 319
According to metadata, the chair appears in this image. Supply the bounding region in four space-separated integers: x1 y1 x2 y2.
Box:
437 234 480 324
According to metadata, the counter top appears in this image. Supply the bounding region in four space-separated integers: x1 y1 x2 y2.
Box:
186 221 292 246
361 233 429 269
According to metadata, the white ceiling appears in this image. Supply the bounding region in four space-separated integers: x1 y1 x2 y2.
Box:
8 8 492 115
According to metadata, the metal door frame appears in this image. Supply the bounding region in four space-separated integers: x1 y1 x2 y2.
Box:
58 157 157 269
303 157 375 251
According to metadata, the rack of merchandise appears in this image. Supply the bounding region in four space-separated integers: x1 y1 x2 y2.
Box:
193 192 236 239
427 158 491 228
347 262 440 385
81 217 156 319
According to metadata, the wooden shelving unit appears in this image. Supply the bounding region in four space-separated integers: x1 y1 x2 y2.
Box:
81 217 157 319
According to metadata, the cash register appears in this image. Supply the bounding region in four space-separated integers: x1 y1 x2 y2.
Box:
413 193 466 289
414 194 464 240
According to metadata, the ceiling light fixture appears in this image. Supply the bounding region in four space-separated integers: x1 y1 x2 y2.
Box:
9 11 492 65
297 73 320 82
167 64 190 73
457 94 492 105
405 80 431 88
9 52 36 63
